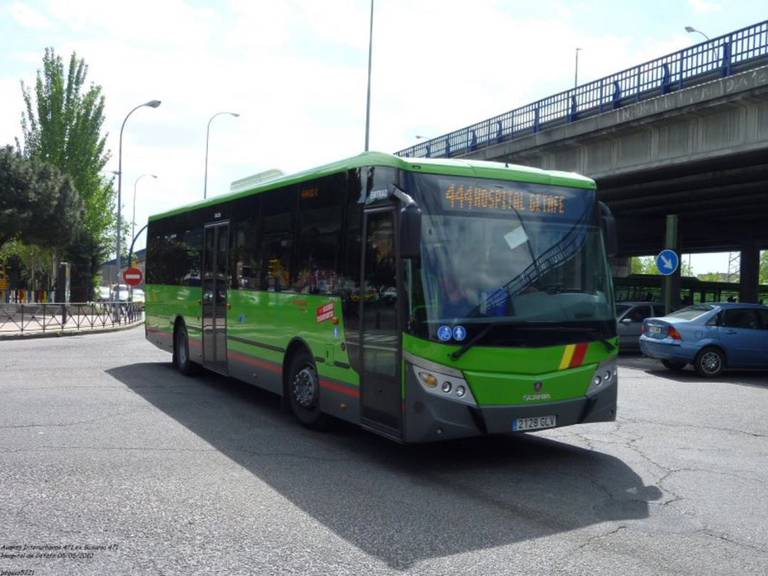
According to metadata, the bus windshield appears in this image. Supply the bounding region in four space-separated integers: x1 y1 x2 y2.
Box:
406 174 615 346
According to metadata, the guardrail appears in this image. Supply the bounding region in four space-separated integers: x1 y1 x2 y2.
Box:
0 302 144 336
396 19 768 159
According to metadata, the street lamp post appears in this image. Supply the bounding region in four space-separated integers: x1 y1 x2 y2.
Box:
364 0 374 151
116 99 161 288
574 47 582 88
685 26 710 42
132 173 157 241
204 111 240 200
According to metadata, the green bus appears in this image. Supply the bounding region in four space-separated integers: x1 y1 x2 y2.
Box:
145 151 618 442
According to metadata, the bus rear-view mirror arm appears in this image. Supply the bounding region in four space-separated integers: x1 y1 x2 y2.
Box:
392 186 422 259
599 201 618 258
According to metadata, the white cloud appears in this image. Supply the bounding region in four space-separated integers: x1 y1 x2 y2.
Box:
688 0 722 14
8 2 52 29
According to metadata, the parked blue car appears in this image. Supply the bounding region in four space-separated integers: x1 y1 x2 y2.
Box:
639 303 768 377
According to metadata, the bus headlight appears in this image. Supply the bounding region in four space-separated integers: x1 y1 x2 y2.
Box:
408 354 477 406
587 359 618 396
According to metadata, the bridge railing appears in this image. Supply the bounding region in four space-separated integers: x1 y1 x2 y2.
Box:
0 302 144 336
396 19 768 160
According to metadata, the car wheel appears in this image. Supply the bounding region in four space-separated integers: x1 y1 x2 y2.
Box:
661 359 687 371
287 349 329 430
694 347 725 378
173 323 197 376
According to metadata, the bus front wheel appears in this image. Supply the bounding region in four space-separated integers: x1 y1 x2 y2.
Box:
287 350 329 430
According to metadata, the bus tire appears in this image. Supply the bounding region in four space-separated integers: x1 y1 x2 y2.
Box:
287 349 329 430
694 347 724 378
173 322 197 376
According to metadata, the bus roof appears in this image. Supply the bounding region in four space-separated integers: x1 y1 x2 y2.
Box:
148 151 596 222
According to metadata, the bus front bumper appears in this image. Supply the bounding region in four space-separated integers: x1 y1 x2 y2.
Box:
403 375 617 443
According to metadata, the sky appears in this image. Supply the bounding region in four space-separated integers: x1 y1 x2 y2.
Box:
1 0 766 271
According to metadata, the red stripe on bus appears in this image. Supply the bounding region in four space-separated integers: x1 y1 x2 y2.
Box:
228 350 282 374
188 338 202 349
320 379 360 398
570 343 589 368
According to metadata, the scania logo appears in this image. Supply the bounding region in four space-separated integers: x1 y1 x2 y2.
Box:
534 381 544 392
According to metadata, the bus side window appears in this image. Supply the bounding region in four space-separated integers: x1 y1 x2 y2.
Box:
231 195 261 290
339 169 365 372
261 190 295 292
295 175 344 295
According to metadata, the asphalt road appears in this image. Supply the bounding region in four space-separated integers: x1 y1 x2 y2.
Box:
1 328 767 575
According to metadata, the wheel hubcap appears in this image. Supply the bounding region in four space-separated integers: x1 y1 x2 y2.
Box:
292 366 317 408
701 352 720 374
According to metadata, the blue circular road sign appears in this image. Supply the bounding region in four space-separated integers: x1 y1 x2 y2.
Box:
655 249 680 276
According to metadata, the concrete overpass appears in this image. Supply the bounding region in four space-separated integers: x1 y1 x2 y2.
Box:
397 20 768 305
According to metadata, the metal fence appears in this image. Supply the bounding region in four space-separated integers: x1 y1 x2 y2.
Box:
396 19 768 159
0 302 144 336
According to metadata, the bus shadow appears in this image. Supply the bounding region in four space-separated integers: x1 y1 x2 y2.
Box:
109 362 660 570
644 366 768 389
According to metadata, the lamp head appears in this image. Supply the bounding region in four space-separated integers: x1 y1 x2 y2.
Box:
145 100 162 108
685 26 696 33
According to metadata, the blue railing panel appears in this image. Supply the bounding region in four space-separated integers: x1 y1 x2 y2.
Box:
396 20 768 159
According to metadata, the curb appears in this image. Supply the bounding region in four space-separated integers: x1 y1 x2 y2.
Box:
0 321 144 341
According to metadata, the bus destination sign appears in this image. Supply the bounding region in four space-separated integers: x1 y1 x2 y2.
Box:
442 184 567 216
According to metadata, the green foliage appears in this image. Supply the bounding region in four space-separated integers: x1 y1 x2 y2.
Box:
630 256 657 275
0 145 83 248
19 48 115 300
760 251 768 284
0 239 53 290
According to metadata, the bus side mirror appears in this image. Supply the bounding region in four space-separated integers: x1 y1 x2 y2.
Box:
400 204 421 259
391 186 421 259
599 201 618 257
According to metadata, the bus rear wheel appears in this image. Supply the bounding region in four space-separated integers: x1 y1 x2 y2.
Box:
287 350 328 430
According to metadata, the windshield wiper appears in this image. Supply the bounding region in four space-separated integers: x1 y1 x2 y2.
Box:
449 321 614 361
450 320 541 360
450 324 495 361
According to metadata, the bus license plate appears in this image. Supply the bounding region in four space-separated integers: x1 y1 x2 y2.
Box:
513 415 557 431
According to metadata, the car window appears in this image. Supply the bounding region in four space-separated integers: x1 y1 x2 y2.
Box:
652 305 665 317
755 309 768 330
616 304 632 317
667 304 713 320
628 305 652 323
722 308 760 330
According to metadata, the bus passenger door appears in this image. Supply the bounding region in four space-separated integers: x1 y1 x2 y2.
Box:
202 222 229 373
359 209 402 438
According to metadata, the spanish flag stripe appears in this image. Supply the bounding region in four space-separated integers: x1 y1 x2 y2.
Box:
559 344 576 370
570 342 589 368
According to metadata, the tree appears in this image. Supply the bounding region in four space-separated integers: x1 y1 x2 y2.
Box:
0 145 82 248
19 48 114 300
631 256 656 275
760 251 768 285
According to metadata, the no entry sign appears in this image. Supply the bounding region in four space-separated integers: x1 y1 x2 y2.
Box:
123 267 144 286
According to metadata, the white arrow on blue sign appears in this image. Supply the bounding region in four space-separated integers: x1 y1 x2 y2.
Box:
655 249 680 276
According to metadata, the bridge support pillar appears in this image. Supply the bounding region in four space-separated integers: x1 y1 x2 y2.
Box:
663 215 681 314
738 243 760 303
